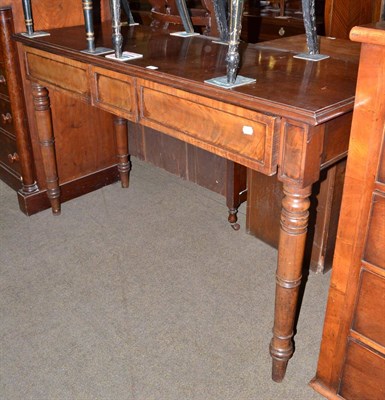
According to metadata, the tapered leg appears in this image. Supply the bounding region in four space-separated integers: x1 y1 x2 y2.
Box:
114 117 130 188
270 183 312 382
31 83 60 214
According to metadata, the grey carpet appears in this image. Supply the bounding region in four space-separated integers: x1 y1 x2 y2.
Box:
0 158 327 399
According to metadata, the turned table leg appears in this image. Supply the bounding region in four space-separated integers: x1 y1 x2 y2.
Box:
31 83 60 215
113 116 130 188
270 183 312 382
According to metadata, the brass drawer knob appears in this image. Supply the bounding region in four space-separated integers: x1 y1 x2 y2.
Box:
8 152 19 163
278 27 286 36
0 75 6 84
1 112 12 124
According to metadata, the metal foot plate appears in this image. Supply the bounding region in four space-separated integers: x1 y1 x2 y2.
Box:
80 47 113 55
293 53 330 61
20 31 50 38
105 51 143 62
170 31 200 38
205 75 256 89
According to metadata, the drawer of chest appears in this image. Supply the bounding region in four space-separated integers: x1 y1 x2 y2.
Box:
352 269 385 347
259 21 305 40
137 80 279 174
0 63 8 97
339 339 385 400
0 97 15 137
363 192 385 269
24 48 90 99
0 131 20 175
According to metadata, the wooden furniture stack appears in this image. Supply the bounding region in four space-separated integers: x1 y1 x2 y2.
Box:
310 22 385 400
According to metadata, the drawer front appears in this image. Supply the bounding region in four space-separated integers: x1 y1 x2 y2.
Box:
90 67 137 121
24 48 89 98
0 98 15 137
339 339 385 400
138 80 278 174
259 22 305 41
0 131 20 175
0 62 8 97
363 192 385 269
352 269 385 347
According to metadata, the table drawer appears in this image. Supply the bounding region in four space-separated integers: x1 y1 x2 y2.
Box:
138 80 279 174
90 67 137 122
0 97 15 137
0 130 20 175
24 48 89 98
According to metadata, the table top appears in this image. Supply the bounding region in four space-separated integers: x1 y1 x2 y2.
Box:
14 24 360 125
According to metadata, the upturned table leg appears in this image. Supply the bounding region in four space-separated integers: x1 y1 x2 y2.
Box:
270 183 312 382
31 83 60 214
113 117 130 188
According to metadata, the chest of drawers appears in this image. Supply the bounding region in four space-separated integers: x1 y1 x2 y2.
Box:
310 22 385 400
0 42 22 190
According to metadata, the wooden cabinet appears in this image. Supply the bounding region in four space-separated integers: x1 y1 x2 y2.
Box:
0 50 22 190
310 22 385 400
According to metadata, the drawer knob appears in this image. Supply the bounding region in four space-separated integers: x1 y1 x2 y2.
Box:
1 112 12 124
0 75 6 84
278 27 285 36
242 125 254 135
8 152 19 163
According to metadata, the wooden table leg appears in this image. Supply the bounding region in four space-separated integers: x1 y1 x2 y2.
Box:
113 116 130 188
31 83 60 215
270 183 312 382
226 160 247 229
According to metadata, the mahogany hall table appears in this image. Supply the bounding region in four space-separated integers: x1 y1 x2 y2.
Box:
14 24 360 382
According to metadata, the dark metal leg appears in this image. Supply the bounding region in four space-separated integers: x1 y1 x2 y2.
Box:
21 0 33 36
175 0 194 34
31 83 60 215
110 0 123 58
20 0 50 38
293 0 329 61
302 0 318 54
121 0 138 26
106 0 143 62
81 0 112 54
226 0 244 84
212 0 229 42
205 0 255 89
